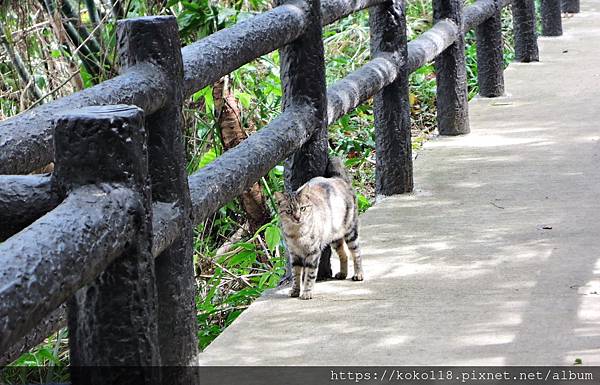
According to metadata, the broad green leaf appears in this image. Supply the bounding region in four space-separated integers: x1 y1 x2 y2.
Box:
235 92 252 109
227 250 257 267
198 148 217 169
225 310 242 324
264 225 280 252
258 272 270 288
232 242 256 251
356 193 371 213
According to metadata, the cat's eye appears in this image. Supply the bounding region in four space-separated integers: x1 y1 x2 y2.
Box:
300 206 307 212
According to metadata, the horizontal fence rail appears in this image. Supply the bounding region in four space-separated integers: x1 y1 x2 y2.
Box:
464 0 512 32
0 0 526 176
0 0 516 238
188 104 316 224
0 185 141 353
0 0 386 176
0 64 168 175
0 305 66 366
0 0 576 376
0 175 59 241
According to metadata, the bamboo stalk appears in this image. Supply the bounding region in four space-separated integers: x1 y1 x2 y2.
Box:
84 0 101 27
60 0 102 53
0 19 44 102
40 0 102 79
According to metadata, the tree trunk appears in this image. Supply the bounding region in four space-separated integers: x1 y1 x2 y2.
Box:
212 76 270 235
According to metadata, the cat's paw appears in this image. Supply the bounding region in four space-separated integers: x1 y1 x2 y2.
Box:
289 288 300 297
299 291 313 300
334 272 347 280
352 272 364 281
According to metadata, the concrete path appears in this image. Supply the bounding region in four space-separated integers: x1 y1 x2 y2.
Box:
198 1 600 365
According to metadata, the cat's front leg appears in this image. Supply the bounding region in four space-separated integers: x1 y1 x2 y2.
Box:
290 255 302 297
300 251 320 300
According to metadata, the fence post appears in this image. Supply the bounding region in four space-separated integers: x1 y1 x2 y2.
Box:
370 0 413 196
117 16 199 369
562 0 579 13
512 0 540 61
279 0 331 279
541 0 563 36
433 0 469 135
476 0 505 97
53 105 160 383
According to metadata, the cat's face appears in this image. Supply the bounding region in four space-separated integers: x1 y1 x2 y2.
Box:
274 190 313 225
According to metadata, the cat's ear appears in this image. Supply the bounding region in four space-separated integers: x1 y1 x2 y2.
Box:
299 184 311 195
274 191 285 205
298 188 312 204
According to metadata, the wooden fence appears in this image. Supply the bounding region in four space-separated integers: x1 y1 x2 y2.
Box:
0 0 577 382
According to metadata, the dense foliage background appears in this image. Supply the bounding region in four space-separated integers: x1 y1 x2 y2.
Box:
0 0 515 381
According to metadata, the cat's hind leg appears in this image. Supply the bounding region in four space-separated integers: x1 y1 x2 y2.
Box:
344 224 364 281
332 238 348 280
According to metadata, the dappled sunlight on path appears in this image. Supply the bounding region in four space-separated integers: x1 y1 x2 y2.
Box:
198 0 600 365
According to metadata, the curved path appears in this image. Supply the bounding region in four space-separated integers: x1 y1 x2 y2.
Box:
199 1 600 365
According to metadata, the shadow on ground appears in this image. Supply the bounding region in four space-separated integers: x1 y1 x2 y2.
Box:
198 0 600 366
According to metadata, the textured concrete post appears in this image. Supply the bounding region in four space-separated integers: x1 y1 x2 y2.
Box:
562 0 579 13
117 16 199 369
433 0 470 135
476 0 505 97
512 0 540 62
54 105 160 383
279 0 331 279
370 0 412 195
541 0 563 36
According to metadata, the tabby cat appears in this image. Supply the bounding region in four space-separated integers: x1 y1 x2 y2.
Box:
274 158 364 300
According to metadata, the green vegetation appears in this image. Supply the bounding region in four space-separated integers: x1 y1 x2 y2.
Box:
0 0 516 381
1 329 69 383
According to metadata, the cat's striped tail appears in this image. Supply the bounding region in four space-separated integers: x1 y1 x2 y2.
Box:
325 156 351 184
